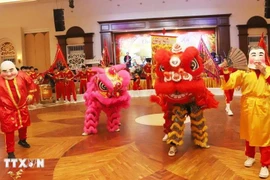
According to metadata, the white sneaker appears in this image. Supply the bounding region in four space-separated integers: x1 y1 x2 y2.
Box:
244 157 255 167
168 146 177 156
225 108 233 116
259 166 269 178
162 134 168 141
82 132 88 136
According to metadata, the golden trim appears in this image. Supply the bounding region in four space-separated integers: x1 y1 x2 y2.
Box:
13 78 21 102
167 139 184 146
29 89 37 93
193 137 208 147
190 118 206 126
192 132 208 140
5 79 23 128
170 122 185 131
191 125 208 133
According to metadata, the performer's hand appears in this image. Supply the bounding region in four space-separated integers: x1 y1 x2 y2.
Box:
219 60 228 68
255 62 266 75
27 94 34 103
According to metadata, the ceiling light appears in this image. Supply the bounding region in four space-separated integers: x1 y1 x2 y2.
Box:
0 0 36 4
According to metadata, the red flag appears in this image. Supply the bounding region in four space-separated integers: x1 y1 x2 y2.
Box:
47 44 68 73
258 32 270 65
100 40 110 67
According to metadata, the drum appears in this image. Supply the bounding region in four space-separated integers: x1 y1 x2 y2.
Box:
39 84 53 102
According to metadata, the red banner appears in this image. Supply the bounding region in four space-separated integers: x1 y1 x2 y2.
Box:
198 37 220 79
47 44 68 73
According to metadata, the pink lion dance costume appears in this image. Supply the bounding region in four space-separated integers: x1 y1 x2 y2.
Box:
151 43 219 156
82 64 131 135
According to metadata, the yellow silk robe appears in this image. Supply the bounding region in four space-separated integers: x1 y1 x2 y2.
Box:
222 68 270 147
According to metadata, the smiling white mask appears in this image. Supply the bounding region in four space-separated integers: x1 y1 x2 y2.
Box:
1 61 18 80
248 48 266 69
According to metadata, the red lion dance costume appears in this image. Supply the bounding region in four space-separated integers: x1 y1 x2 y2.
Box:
82 64 131 135
151 43 218 156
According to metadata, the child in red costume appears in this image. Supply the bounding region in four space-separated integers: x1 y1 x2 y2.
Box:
143 59 152 89
75 65 88 94
0 61 36 158
63 66 77 102
219 62 236 116
51 68 65 101
86 65 97 82
29 67 44 106
133 73 142 90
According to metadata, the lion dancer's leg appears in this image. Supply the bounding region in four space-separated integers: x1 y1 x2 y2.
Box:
104 107 121 132
82 101 101 135
190 104 209 148
166 105 188 156
162 105 173 142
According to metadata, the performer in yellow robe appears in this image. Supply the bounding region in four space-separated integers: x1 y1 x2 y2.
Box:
222 46 270 178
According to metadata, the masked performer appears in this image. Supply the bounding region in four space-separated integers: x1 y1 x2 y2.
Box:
151 43 218 156
0 61 36 158
221 46 270 178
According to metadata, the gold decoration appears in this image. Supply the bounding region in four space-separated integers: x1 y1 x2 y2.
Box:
7 169 23 179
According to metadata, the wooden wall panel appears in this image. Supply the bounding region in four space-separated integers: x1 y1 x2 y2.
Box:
149 20 178 28
217 26 231 55
25 32 51 72
35 33 47 72
44 32 51 69
111 22 146 30
101 32 113 63
25 34 35 67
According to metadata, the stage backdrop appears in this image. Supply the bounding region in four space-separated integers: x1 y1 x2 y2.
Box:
114 29 216 64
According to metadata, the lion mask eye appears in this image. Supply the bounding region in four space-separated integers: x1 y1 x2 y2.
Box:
190 58 199 71
159 65 165 72
98 81 107 91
